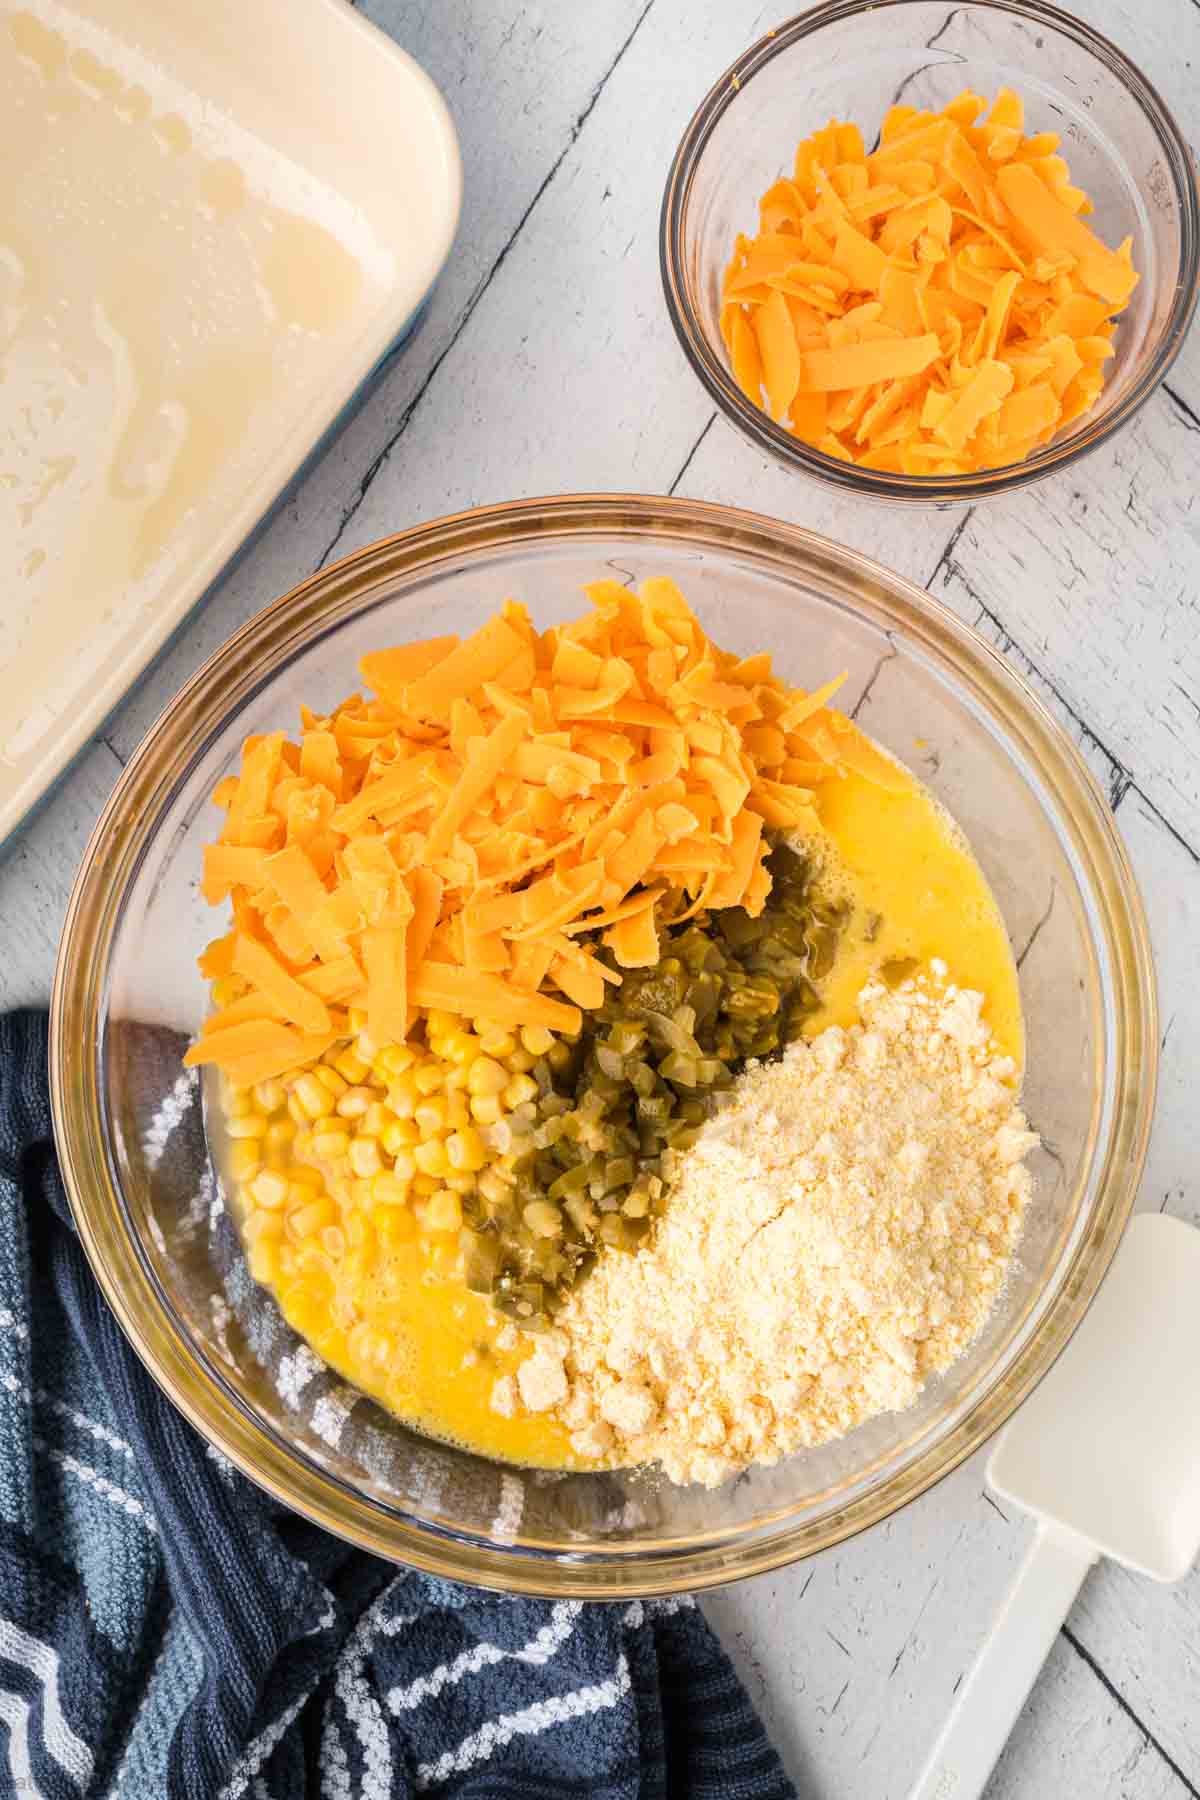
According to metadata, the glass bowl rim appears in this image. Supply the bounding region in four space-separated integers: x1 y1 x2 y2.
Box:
659 0 1200 505
51 492 1156 1595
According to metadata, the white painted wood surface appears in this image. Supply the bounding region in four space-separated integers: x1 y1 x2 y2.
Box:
2 1 1196 1793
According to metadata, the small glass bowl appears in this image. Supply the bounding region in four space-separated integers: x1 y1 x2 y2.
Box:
52 496 1155 1595
660 0 1199 505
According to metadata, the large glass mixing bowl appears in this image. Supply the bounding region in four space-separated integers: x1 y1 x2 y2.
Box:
52 496 1155 1595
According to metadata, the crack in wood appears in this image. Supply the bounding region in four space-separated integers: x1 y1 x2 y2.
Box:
314 0 661 571
668 412 718 495
1062 1626 1200 1800
963 593 1200 867
883 8 964 110
1016 882 1056 971
851 642 897 720
924 505 976 592
1163 383 1200 435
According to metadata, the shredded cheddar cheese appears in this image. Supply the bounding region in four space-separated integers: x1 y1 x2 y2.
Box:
187 579 906 1084
720 89 1138 474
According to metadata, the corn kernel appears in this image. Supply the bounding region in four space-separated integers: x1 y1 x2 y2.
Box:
349 1137 382 1178
389 1149 417 1184
375 1043 416 1079
442 1062 471 1093
315 1066 348 1097
414 1097 448 1138
347 1212 375 1250
293 1243 334 1280
248 1238 279 1284
287 1163 324 1191
294 1073 335 1120
355 1030 379 1062
478 1027 517 1058
334 1046 371 1085
251 1170 289 1210
446 1127 488 1173
381 1119 419 1156
320 1225 346 1260
413 1138 449 1179
469 1092 503 1126
348 1005 368 1034
443 1029 480 1065
425 1189 463 1232
412 1172 440 1197
444 1171 475 1195
311 1129 351 1159
505 1047 536 1075
243 1208 283 1243
466 1056 506 1097
428 1241 461 1278
264 1119 296 1153
504 1073 539 1109
361 1101 392 1137
281 1278 329 1334
520 1025 555 1057
352 1178 376 1210
426 1009 458 1037
336 1086 374 1119
227 1140 262 1182
349 1321 391 1368
225 1114 265 1140
287 1091 308 1125
386 1075 418 1120
329 1288 359 1330
290 1195 335 1238
377 1207 417 1248
254 1078 287 1114
477 1167 514 1205
414 1060 446 1096
372 1171 411 1207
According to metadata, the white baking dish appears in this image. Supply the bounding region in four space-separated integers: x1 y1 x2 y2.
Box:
0 0 461 843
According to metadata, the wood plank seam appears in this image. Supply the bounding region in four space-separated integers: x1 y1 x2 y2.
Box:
314 0 662 573
969 589 1200 862
922 507 1200 861
1061 1625 1200 1800
668 413 718 494
1162 384 1200 435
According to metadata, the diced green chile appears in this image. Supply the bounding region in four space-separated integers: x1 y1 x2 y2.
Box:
459 840 852 1324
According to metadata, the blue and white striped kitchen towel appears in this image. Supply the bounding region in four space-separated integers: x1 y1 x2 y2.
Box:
0 1009 798 1799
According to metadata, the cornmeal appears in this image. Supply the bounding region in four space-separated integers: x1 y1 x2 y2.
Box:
509 974 1038 1487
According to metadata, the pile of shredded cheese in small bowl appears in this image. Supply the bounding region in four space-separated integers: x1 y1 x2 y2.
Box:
721 87 1138 474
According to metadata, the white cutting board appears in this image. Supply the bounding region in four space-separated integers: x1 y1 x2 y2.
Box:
0 0 460 843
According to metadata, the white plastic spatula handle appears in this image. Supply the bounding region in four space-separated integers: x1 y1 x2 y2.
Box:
908 1520 1098 1800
